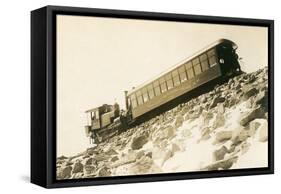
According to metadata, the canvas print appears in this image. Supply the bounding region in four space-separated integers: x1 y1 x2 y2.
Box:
56 15 269 180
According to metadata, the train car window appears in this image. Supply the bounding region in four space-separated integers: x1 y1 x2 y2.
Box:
128 99 131 107
142 88 149 103
165 73 173 90
185 62 194 79
147 84 155 99
193 58 202 75
178 65 187 82
136 91 143 105
200 53 209 72
172 70 180 86
209 56 217 67
153 80 161 96
130 94 137 108
95 110 99 119
160 77 167 93
207 49 216 57
131 99 137 108
207 48 217 67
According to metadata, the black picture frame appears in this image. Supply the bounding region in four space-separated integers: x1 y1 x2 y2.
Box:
31 5 274 188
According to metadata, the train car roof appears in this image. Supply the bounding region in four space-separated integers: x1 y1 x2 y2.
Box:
127 39 236 95
85 104 113 113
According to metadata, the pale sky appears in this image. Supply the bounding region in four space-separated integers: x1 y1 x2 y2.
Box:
57 15 268 156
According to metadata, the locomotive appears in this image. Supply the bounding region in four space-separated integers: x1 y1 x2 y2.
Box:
84 39 241 143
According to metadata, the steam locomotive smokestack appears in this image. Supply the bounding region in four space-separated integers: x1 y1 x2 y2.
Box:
124 90 129 110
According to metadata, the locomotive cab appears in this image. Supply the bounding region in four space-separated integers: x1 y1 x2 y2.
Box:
84 103 120 140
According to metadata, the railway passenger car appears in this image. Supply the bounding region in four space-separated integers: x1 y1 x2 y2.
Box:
125 39 241 121
85 39 241 142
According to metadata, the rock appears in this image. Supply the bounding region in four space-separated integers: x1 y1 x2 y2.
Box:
213 146 228 161
202 156 238 171
174 115 184 128
161 150 173 166
86 147 97 156
239 106 266 126
248 119 261 137
136 150 145 160
257 119 268 142
145 151 153 158
226 96 238 107
231 127 249 145
202 111 213 125
57 155 68 160
129 156 154 174
242 86 258 100
97 166 111 177
217 103 225 114
82 155 90 159
131 134 149 150
245 96 255 109
105 148 118 155
111 156 119 162
241 142 251 155
255 90 268 111
85 157 97 165
214 131 232 144
72 160 84 173
210 96 225 109
162 125 176 140
213 113 225 129
170 143 181 154
200 127 211 141
61 166 72 179
84 165 96 175
95 153 111 162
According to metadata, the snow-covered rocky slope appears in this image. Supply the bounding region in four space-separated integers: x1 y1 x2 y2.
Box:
57 67 268 180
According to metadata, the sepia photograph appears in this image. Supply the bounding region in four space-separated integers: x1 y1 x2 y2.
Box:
55 14 269 180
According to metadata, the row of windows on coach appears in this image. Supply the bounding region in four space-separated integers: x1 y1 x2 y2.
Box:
129 48 218 109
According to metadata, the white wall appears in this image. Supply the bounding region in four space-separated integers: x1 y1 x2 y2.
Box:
0 0 278 193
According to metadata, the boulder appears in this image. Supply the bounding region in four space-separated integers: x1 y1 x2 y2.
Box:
255 90 268 111
257 120 268 142
145 151 153 158
61 166 72 179
202 111 214 125
86 147 97 156
131 134 149 150
85 157 97 165
213 146 229 161
97 166 111 177
200 127 211 141
174 115 184 128
217 103 225 114
241 141 251 155
231 127 249 145
57 155 68 160
210 96 225 109
95 153 111 162
170 143 181 155
213 113 225 129
84 165 96 175
72 161 84 173
136 150 145 160
111 156 119 162
202 156 238 171
239 106 266 126
248 119 261 137
214 131 232 144
129 156 154 174
242 86 258 100
105 148 118 155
